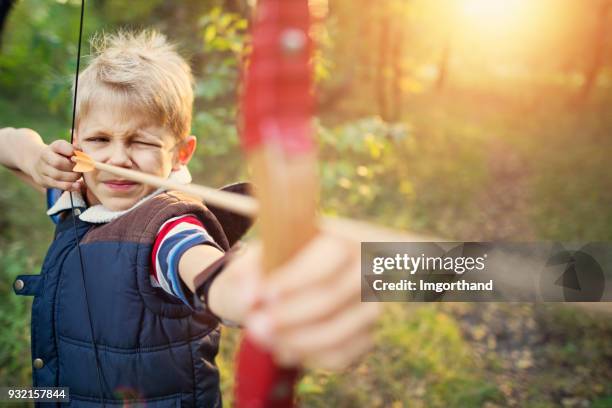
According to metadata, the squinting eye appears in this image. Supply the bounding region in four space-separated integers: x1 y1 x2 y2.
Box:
86 136 109 143
134 141 161 148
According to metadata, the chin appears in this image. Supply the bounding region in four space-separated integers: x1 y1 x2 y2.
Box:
91 184 156 211
100 196 141 212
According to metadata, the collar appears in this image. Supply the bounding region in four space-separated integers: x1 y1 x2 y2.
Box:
46 166 193 224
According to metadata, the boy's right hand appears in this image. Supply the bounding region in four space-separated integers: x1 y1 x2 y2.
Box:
27 137 82 192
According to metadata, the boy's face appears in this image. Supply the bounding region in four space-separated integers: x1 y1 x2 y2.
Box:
76 99 191 211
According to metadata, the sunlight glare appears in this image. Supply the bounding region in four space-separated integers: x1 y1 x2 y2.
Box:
461 0 526 26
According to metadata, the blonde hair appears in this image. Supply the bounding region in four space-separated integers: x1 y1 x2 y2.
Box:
75 30 193 140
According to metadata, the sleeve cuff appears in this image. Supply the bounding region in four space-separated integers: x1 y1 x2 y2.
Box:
192 245 243 327
167 238 222 309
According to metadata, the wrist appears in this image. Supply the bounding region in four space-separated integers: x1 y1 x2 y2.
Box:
207 276 224 320
207 270 245 327
193 251 230 319
18 129 45 176
193 246 243 326
23 145 43 178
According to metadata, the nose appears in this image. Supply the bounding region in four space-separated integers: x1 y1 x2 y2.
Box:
106 143 133 168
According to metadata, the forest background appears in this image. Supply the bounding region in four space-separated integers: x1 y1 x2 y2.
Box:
0 0 611 406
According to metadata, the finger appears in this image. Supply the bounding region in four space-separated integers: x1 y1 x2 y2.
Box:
70 179 85 192
263 258 363 330
264 235 356 300
272 302 380 358
304 335 374 371
43 166 81 182
43 150 77 172
49 139 76 157
43 175 78 192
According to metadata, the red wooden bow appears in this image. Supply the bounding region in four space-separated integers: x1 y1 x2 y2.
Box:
235 0 317 407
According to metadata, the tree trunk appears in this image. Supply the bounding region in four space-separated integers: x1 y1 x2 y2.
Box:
357 1 373 84
391 22 405 121
577 0 611 102
0 0 16 51
225 0 249 16
436 34 451 92
377 13 390 120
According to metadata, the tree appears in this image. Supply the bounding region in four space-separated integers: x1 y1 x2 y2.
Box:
376 10 391 120
577 0 612 102
0 0 16 50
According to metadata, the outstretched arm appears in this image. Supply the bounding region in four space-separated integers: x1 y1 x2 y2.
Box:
180 232 379 371
0 127 45 192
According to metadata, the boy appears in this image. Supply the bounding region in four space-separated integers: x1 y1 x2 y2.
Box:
0 31 377 406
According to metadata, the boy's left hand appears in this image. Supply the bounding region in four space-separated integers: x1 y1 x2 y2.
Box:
208 233 380 371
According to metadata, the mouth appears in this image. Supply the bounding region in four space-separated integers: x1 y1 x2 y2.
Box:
102 179 139 192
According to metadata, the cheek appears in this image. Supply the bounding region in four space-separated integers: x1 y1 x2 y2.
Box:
82 172 96 188
134 151 173 175
80 145 112 163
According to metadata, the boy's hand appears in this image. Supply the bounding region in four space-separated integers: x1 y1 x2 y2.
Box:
209 233 380 371
28 137 82 192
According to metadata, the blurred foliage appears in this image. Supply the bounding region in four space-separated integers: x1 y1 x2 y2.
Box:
0 0 81 115
0 243 36 388
189 6 246 180
1 0 611 407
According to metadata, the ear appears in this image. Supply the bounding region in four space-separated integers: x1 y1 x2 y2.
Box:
173 135 197 171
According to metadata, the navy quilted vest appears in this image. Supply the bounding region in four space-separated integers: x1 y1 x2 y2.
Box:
14 191 233 407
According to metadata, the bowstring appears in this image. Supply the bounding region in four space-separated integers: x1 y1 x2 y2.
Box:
69 0 106 405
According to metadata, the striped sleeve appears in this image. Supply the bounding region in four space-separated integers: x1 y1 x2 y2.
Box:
150 214 222 307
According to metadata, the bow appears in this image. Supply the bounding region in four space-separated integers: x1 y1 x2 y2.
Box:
234 0 316 407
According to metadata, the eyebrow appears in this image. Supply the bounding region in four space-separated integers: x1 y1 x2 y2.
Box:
83 128 162 141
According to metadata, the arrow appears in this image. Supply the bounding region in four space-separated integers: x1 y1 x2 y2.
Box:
72 150 258 216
